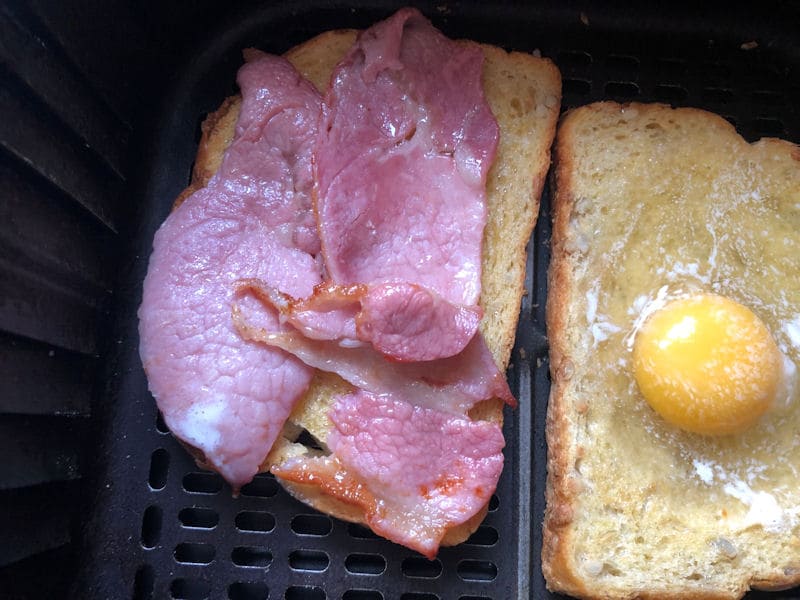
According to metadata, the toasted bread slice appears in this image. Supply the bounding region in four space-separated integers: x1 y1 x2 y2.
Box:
179 27 560 546
544 101 800 598
179 28 561 547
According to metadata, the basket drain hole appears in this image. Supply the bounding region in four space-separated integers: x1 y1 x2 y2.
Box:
141 505 162 548
605 53 640 74
156 411 170 434
345 553 386 575
752 90 784 107
289 549 329 572
171 578 210 600
655 58 687 80
285 585 325 600
347 522 379 540
401 557 442 579
556 50 592 69
457 559 497 582
604 81 640 99
179 507 219 529
232 546 273 568
700 61 732 85
240 473 278 497
464 525 498 546
182 472 223 494
653 84 688 104
133 565 154 600
399 594 439 600
342 591 382 600
562 78 591 96
149 448 169 490
236 510 275 532
702 87 734 105
291 513 332 536
174 542 215 565
228 582 269 600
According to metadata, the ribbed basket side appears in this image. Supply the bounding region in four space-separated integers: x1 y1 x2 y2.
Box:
0 1 139 596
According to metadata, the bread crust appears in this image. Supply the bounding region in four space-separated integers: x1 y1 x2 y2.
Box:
542 106 584 595
543 101 800 599
171 27 560 551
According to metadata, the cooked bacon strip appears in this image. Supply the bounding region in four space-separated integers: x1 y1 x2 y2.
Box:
235 279 482 362
138 52 323 488
232 290 516 413
273 391 505 559
311 7 499 360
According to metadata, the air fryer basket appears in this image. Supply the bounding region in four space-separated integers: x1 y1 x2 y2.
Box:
1 1 798 599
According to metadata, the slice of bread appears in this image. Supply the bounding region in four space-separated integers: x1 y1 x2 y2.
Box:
544 101 800 598
180 29 561 546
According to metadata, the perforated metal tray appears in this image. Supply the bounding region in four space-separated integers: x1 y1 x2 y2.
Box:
56 2 800 599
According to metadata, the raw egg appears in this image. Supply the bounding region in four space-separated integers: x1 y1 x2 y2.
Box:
632 293 783 435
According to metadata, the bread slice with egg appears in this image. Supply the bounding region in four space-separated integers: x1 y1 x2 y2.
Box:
544 101 800 599
181 29 561 547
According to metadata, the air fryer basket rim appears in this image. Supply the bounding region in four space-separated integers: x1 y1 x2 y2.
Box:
47 2 800 599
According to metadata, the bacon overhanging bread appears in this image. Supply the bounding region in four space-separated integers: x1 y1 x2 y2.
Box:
139 8 561 557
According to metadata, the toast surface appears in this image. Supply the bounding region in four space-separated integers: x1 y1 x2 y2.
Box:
544 102 800 599
183 28 561 546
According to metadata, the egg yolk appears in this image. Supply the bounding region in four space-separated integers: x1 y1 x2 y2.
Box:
632 294 782 435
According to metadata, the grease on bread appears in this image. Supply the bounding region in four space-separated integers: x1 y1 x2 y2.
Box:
544 101 800 599
182 29 561 545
